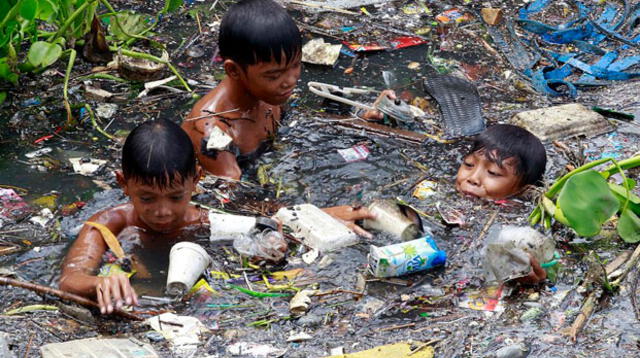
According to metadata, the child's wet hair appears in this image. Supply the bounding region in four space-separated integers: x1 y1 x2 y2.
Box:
218 0 301 68
122 119 196 188
469 124 547 186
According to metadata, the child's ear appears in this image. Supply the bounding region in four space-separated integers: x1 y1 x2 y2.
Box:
116 171 129 195
224 59 243 80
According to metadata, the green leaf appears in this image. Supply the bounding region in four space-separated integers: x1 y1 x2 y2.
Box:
108 12 149 42
0 58 19 84
609 182 640 204
0 92 7 105
558 170 620 237
19 0 38 20
611 190 640 216
36 0 58 21
162 0 183 13
27 41 62 68
618 209 640 243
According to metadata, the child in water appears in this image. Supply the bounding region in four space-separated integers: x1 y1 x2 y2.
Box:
60 120 375 314
456 124 548 283
59 120 207 314
456 124 547 201
182 0 388 180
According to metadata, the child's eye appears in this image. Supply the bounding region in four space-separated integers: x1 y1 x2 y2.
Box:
488 170 502 177
463 161 474 168
170 195 184 201
140 197 153 203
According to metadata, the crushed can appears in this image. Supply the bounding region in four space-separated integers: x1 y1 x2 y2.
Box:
375 96 414 124
368 235 446 278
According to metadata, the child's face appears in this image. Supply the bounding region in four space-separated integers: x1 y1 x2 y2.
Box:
455 150 523 200
236 54 302 105
122 176 197 234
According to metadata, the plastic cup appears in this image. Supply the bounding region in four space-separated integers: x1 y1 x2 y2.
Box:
166 242 211 297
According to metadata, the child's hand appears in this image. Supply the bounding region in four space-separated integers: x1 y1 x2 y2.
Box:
96 274 139 314
360 90 397 121
515 254 547 285
322 205 376 239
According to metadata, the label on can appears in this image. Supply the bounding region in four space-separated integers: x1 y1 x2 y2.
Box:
368 235 446 278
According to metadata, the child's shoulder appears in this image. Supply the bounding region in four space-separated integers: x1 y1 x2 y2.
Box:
86 202 135 229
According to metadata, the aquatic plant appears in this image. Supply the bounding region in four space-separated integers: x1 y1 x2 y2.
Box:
0 0 186 110
529 155 640 243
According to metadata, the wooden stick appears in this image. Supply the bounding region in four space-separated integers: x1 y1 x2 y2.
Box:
0 277 142 321
379 322 415 332
332 118 427 144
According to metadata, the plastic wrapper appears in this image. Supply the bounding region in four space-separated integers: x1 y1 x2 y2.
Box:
483 225 555 282
233 229 287 263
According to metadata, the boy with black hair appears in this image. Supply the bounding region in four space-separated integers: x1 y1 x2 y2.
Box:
456 124 547 201
60 119 376 314
182 0 303 180
60 119 207 314
182 0 389 180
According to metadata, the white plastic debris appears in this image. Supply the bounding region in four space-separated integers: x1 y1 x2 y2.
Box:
84 85 114 101
95 103 118 119
41 337 158 358
25 147 52 159
286 331 313 342
146 313 208 356
30 208 53 227
275 204 358 252
301 38 342 66
69 158 107 176
289 289 316 317
302 248 319 264
483 225 555 282
206 126 234 151
227 342 287 357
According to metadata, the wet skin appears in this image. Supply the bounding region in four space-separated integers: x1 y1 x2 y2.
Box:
59 171 205 315
455 150 523 200
182 55 302 180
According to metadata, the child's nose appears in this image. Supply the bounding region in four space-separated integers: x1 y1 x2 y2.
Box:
466 170 481 186
154 203 173 217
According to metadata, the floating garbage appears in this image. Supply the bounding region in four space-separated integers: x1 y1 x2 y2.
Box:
343 36 427 52
146 313 208 356
233 217 287 263
289 289 316 317
483 225 556 283
458 284 508 312
166 242 212 297
338 144 370 163
325 341 434 358
0 188 29 225
375 96 414 124
209 211 257 241
84 85 113 101
116 49 167 81
510 103 613 142
41 338 158 358
29 208 53 227
0 332 11 358
481 8 503 25
436 8 473 24
69 157 107 176
302 38 342 66
275 204 358 251
422 66 485 138
25 147 52 159
412 180 437 200
368 235 446 278
362 200 420 240
227 341 287 357
95 103 118 119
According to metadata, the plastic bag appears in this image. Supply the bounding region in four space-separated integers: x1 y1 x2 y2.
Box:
233 229 287 263
483 225 555 282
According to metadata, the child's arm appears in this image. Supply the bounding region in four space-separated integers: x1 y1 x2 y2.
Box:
59 209 139 314
321 206 376 239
